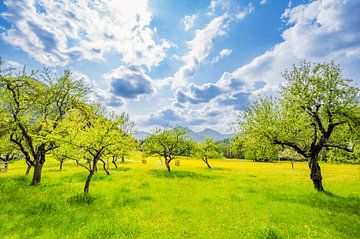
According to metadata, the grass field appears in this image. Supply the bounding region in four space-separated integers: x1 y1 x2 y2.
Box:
0 156 359 239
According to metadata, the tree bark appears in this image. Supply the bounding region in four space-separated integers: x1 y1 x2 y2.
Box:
25 163 32 175
112 156 118 168
165 161 171 172
59 160 63 170
291 160 294 169
203 158 211 169
121 155 125 163
84 170 95 193
31 159 44 185
309 159 324 192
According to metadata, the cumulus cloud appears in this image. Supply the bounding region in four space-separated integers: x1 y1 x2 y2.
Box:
211 48 232 64
170 0 360 131
169 14 231 88
182 15 197 31
175 83 224 104
105 66 155 99
1 0 171 68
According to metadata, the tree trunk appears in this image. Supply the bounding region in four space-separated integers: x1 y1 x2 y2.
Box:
203 158 211 169
59 160 63 170
309 159 324 192
31 146 46 185
25 163 32 175
291 160 294 169
165 161 171 172
102 161 110 176
31 159 44 185
121 155 125 163
84 170 95 193
112 160 118 168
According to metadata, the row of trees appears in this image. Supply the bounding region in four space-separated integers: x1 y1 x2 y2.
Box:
0 59 224 192
1 59 359 193
0 60 138 193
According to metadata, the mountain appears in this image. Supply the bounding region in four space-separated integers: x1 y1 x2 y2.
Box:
134 127 234 142
133 131 150 140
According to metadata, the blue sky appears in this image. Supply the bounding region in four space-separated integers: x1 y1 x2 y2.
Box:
0 0 359 133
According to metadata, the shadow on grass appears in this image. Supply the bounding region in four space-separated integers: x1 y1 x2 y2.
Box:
150 169 219 180
276 191 360 217
67 193 96 205
112 167 131 172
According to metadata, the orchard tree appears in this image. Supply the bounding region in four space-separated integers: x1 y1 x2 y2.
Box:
0 133 19 163
240 62 360 191
194 138 222 168
0 63 87 184
142 127 192 172
109 113 136 167
57 106 128 193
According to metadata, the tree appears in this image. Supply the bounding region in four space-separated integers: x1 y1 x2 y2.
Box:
194 138 222 168
56 106 128 193
0 63 87 185
108 113 136 167
0 133 20 163
142 127 191 172
240 62 360 192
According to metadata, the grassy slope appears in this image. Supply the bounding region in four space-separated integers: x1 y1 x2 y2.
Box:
0 156 359 239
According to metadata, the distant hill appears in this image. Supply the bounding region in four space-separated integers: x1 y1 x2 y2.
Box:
133 131 150 140
134 127 234 142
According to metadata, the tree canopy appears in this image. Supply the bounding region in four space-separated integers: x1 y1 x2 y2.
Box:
239 61 360 191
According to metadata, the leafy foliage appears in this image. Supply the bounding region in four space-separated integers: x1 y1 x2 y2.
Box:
142 127 192 172
194 138 223 168
239 61 360 191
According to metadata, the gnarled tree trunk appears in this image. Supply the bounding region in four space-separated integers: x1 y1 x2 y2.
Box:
84 170 95 193
31 146 46 185
309 158 324 192
112 156 118 168
165 161 171 172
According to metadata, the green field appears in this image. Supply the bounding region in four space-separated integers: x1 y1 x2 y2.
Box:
0 157 359 239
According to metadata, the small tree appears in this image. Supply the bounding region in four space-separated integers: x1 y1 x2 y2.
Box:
240 62 360 191
57 106 127 193
194 138 222 168
142 127 191 172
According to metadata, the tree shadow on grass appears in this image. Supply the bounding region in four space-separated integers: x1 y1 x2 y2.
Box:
150 169 219 180
112 167 131 172
276 190 360 217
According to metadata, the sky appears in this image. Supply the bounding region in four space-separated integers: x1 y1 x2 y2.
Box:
0 0 359 133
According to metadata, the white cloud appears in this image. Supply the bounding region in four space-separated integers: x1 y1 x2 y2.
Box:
211 48 232 64
235 3 254 21
208 0 230 15
169 14 231 88
260 0 268 5
1 0 171 68
104 66 155 99
169 0 360 132
182 15 197 31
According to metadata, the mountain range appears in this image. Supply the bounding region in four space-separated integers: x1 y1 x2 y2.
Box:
134 127 234 142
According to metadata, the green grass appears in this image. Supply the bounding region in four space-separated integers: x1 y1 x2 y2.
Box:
0 157 359 238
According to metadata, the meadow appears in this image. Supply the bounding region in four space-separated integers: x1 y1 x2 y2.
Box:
0 156 359 239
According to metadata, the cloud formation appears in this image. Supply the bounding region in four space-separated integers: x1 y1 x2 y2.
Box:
182 15 197 31
105 66 155 99
211 48 232 64
1 0 170 68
